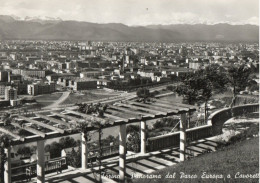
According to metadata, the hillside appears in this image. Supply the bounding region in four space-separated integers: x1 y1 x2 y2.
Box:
0 15 258 42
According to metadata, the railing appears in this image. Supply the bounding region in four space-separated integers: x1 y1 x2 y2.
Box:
88 145 119 160
147 125 212 152
11 157 67 181
148 104 259 152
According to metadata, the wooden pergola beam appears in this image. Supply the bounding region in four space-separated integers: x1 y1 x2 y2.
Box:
151 102 189 112
51 112 80 122
18 115 65 134
103 112 128 122
36 114 71 128
118 103 164 115
12 122 46 138
110 105 155 118
0 127 24 141
158 100 197 110
129 101 177 114
65 110 107 123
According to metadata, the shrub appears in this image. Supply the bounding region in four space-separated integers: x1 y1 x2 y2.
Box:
127 131 140 152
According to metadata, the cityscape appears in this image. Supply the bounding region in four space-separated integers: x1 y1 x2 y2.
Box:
0 0 259 183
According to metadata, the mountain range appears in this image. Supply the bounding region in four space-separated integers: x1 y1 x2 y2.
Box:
0 15 258 42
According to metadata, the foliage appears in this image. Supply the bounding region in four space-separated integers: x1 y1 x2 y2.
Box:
177 64 228 122
136 88 151 103
202 64 228 93
109 77 153 90
76 119 107 183
166 85 176 91
126 125 140 134
226 64 251 107
176 73 200 105
66 147 81 168
127 131 140 153
217 122 259 148
77 103 108 117
0 134 11 183
17 146 33 157
59 137 78 149
153 118 179 129
1 113 13 126
45 137 77 158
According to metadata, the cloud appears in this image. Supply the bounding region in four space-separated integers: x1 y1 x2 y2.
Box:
0 0 258 25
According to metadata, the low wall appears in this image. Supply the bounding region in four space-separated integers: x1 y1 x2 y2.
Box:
208 103 259 135
147 103 259 152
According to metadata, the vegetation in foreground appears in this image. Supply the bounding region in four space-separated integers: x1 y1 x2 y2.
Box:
133 112 259 183
133 137 259 183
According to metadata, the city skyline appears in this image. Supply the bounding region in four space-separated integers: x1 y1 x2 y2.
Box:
0 0 259 26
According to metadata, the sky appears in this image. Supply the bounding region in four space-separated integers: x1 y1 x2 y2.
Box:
0 0 259 26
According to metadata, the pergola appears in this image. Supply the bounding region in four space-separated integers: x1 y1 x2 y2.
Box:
0 99 196 183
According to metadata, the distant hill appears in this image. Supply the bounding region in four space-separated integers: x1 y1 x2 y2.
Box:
0 15 258 42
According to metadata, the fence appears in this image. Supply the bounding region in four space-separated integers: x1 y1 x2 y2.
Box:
88 145 119 160
147 125 212 152
11 157 67 181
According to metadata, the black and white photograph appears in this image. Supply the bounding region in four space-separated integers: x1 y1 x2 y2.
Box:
0 0 259 182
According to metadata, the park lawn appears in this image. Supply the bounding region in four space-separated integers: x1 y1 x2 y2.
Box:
33 92 63 101
133 137 259 183
160 94 183 103
61 91 117 105
32 93 62 107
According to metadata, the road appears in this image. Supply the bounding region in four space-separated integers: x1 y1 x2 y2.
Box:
43 91 70 109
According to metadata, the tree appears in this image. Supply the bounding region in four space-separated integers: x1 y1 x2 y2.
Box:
46 142 62 158
67 147 81 168
77 119 108 183
0 113 14 183
176 73 200 105
59 137 77 149
17 146 32 157
77 103 108 117
176 73 201 127
176 64 227 124
127 131 140 153
202 64 228 94
136 88 151 103
227 64 251 108
0 134 11 183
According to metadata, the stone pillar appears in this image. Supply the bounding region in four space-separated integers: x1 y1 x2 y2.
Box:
180 113 187 162
37 140 45 183
81 132 88 169
4 147 11 183
140 121 146 154
119 124 126 183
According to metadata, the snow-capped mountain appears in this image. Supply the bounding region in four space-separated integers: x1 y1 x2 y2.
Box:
0 15 258 42
8 15 62 24
24 16 62 22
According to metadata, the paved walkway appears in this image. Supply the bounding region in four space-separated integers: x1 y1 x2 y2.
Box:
44 92 70 109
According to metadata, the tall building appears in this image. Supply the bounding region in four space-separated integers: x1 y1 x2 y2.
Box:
8 74 22 82
0 71 8 82
21 70 46 78
5 87 17 100
27 82 55 96
0 84 6 95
